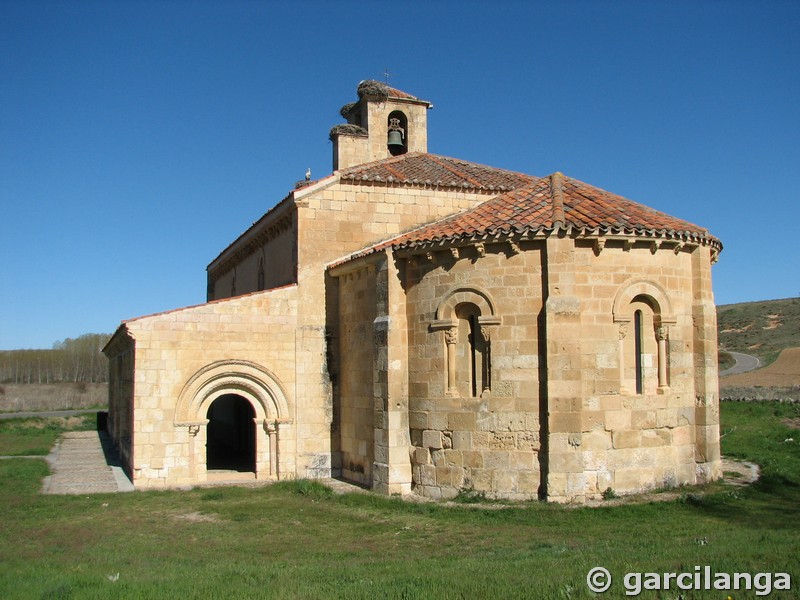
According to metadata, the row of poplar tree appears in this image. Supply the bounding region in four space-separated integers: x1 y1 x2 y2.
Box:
0 333 112 384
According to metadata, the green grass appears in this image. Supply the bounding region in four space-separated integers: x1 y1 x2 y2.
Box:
0 415 95 456
0 404 798 598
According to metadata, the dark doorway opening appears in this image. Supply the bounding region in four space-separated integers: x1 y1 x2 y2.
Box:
206 394 256 472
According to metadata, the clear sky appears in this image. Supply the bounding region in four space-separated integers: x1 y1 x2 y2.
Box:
1 0 798 350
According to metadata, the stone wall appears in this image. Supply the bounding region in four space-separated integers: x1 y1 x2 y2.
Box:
395 237 720 502
210 219 296 301
110 286 299 488
403 242 545 499
336 262 377 485
105 332 134 474
297 180 503 485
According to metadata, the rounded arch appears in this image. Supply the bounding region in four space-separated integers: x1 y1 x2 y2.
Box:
612 279 675 324
435 285 497 322
175 360 290 425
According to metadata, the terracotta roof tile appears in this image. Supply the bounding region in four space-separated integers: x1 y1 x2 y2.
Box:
333 172 721 266
338 152 536 191
398 173 719 244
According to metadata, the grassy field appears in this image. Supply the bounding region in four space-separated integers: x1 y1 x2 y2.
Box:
0 383 107 413
0 403 798 599
0 415 95 456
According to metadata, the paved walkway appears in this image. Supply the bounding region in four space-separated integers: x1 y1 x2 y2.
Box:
41 430 134 494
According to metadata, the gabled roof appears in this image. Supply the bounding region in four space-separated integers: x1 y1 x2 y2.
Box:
338 152 536 192
332 171 721 266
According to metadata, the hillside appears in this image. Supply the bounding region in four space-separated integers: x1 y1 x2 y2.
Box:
716 296 800 365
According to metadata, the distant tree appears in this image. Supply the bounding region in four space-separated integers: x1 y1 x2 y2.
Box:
0 333 111 384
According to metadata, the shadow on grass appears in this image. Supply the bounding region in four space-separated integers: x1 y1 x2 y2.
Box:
676 473 800 530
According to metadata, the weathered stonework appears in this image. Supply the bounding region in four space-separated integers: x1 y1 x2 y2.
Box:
105 80 722 502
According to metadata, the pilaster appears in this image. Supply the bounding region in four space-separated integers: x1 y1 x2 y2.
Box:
544 235 586 502
691 246 721 483
372 251 412 494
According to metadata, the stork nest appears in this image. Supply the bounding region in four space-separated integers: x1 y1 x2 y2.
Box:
339 102 358 118
329 124 368 140
357 79 390 99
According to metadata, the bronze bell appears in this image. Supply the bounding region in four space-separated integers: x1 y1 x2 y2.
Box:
387 130 404 149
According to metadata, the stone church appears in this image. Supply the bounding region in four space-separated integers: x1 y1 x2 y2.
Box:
104 80 723 502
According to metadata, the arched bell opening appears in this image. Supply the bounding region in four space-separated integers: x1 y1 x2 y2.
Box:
387 110 408 156
206 394 256 472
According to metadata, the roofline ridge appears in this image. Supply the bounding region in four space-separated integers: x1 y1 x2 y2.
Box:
550 172 566 228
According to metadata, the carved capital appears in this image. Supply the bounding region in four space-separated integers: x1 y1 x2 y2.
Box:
188 424 200 437
619 324 628 340
656 325 669 341
444 327 458 346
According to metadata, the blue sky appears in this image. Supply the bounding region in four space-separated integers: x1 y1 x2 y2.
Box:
1 0 798 350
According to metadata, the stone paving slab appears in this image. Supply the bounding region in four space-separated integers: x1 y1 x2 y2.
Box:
41 430 134 495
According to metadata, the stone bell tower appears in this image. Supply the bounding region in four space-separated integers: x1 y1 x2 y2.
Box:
330 80 433 171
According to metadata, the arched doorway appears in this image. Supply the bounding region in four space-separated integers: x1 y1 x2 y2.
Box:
206 394 255 472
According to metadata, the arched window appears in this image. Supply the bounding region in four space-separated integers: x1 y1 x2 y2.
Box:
433 286 500 398
453 303 490 397
613 281 673 395
634 310 644 394
620 297 662 394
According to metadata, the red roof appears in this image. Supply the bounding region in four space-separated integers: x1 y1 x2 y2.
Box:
332 172 721 266
338 152 536 192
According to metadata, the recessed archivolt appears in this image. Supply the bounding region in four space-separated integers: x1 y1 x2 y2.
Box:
174 360 290 425
612 279 676 324
435 285 497 321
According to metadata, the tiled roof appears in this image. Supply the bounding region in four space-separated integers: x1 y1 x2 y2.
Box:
338 152 536 192
334 172 721 265
384 84 418 101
